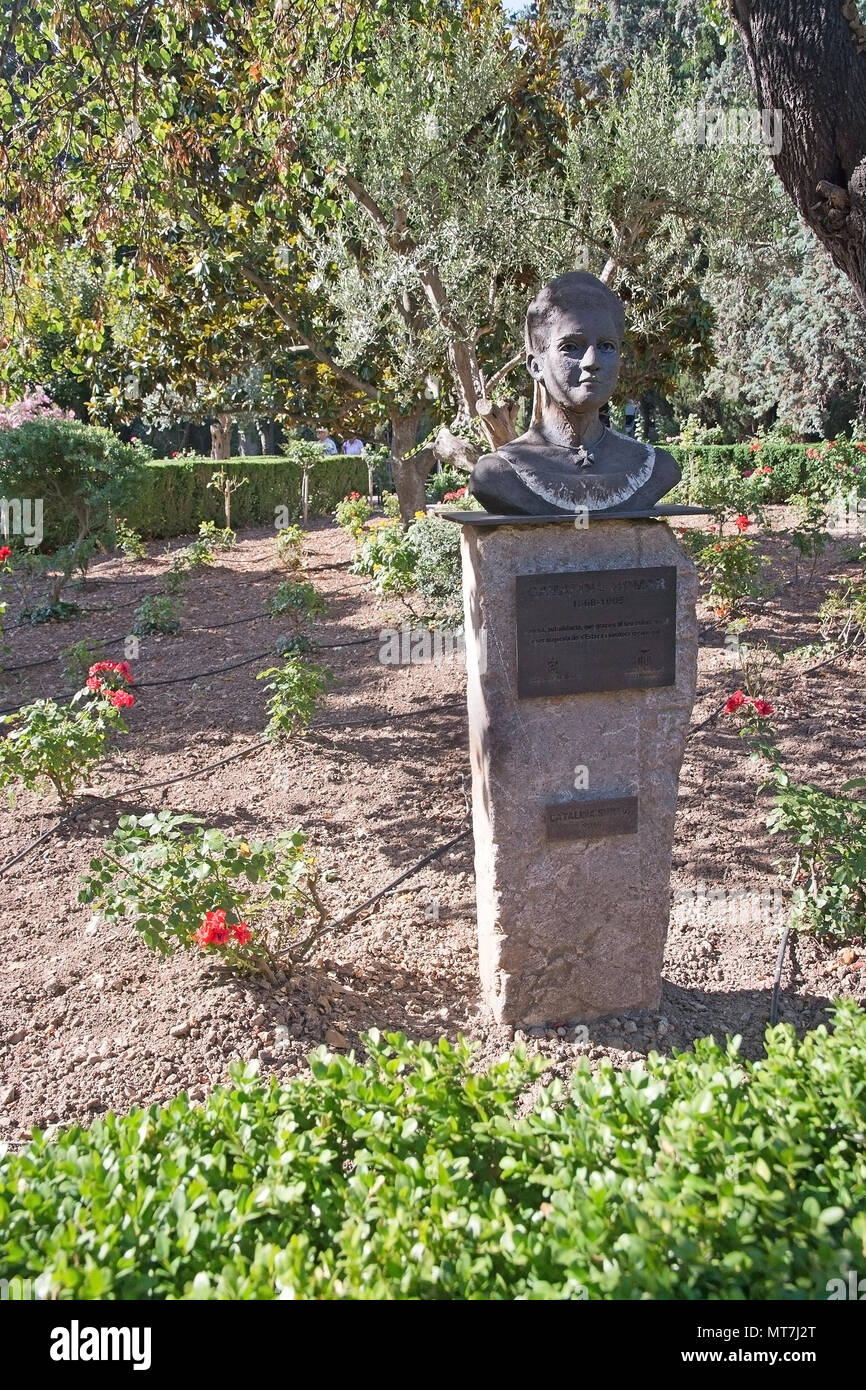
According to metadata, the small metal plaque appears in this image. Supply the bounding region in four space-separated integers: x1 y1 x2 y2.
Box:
545 796 638 842
516 566 677 697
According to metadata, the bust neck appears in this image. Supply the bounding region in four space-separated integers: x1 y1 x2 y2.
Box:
532 396 607 452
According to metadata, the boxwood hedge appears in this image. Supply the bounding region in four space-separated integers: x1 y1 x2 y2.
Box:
1 1003 864 1300
122 455 368 540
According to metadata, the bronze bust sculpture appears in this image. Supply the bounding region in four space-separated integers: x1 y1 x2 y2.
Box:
469 272 680 515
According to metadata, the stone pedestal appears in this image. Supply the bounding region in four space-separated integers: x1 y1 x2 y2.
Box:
458 517 698 1026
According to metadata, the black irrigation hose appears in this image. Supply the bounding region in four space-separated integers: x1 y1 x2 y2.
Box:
310 700 465 732
325 825 472 933
769 923 792 1027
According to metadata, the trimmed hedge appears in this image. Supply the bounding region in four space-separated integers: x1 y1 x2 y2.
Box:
1 454 368 549
2 1002 865 1300
121 455 369 540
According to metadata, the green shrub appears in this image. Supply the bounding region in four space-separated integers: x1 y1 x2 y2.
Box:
0 691 129 804
766 772 866 939
80 812 328 976
256 656 331 739
112 517 146 561
60 639 106 689
100 456 368 542
275 525 305 572
350 520 418 596
269 580 326 625
17 599 81 625
2 1004 866 1300
678 531 767 617
334 492 372 537
0 418 148 553
425 468 465 502
132 594 180 636
407 514 464 626
667 439 866 513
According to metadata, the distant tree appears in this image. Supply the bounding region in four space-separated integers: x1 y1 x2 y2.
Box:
700 221 866 437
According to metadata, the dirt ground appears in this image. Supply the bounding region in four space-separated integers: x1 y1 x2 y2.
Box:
1 511 864 1143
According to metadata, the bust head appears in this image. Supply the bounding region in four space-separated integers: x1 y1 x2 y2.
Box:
467 269 681 516
525 272 625 419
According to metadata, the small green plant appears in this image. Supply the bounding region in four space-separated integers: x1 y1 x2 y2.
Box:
766 772 866 939
819 579 866 649
787 496 831 584
112 516 146 561
196 518 235 550
334 492 371 537
132 593 181 635
256 656 331 739
350 519 417 596
275 524 305 573
726 695 866 939
0 691 129 804
79 812 330 977
60 638 107 689
682 532 767 618
17 600 81 625
269 579 326 625
407 514 464 627
381 491 401 519
425 468 465 503
275 633 313 657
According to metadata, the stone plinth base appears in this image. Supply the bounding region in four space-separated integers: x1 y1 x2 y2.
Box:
459 519 698 1025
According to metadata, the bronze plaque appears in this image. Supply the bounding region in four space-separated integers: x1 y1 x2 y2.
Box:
516 566 677 697
545 796 638 842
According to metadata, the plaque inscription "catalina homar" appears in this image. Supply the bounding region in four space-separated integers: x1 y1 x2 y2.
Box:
515 565 677 698
545 795 638 842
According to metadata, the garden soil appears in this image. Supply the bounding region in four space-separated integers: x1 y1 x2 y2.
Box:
1 514 864 1141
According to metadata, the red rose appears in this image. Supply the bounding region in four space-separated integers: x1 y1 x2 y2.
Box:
195 909 231 947
734 515 750 532
752 699 774 717
724 690 747 714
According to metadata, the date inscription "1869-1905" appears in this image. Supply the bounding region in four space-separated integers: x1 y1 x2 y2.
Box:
516 565 677 698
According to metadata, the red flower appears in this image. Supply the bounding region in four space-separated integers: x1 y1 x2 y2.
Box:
752 699 774 717
232 922 252 945
194 909 232 948
108 689 135 708
88 660 133 684
724 690 747 714
761 466 772 474
734 515 750 532
743 470 754 478
750 442 760 451
347 491 360 500
0 545 11 561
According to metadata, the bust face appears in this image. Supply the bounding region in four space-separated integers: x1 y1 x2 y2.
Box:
526 302 621 415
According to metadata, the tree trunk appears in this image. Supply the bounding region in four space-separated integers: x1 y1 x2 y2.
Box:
476 397 520 449
209 411 233 460
731 0 866 307
389 406 431 523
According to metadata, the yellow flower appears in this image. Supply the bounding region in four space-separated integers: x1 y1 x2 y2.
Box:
239 842 251 857
414 509 426 519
